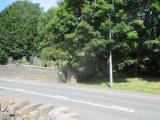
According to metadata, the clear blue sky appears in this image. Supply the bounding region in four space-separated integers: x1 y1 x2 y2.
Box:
0 0 58 12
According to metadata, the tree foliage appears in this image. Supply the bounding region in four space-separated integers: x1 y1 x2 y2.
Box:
0 0 159 79
0 1 41 60
39 0 160 79
0 48 8 65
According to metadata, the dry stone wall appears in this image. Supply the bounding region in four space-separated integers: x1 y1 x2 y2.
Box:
0 64 17 80
0 64 62 83
0 98 79 120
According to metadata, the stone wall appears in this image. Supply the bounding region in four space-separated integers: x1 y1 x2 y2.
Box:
0 98 79 120
0 64 17 80
0 64 62 83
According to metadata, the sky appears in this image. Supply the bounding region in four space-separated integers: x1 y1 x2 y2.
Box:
0 0 58 12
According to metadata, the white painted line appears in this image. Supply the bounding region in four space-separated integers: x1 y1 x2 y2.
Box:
6 80 13 82
16 88 25 91
55 95 70 99
0 86 135 113
111 105 134 111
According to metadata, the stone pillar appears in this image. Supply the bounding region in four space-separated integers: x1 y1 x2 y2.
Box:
66 69 77 84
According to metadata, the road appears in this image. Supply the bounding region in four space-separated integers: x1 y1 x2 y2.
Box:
0 80 160 120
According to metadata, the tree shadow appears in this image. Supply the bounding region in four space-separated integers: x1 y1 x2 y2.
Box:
78 73 160 86
136 76 160 82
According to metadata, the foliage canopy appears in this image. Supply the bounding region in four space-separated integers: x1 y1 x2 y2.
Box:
0 0 160 79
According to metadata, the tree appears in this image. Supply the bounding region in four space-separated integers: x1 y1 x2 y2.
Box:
138 0 160 75
0 1 41 60
37 8 58 51
39 0 160 79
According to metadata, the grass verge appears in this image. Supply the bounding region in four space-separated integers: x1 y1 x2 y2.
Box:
79 77 160 94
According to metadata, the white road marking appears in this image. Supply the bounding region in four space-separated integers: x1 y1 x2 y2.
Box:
6 80 13 82
55 95 70 99
0 86 135 113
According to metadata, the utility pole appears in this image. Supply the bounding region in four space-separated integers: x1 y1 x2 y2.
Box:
108 0 114 88
109 31 113 88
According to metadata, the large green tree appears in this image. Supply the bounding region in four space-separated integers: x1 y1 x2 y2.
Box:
0 1 41 60
138 0 160 75
39 0 160 79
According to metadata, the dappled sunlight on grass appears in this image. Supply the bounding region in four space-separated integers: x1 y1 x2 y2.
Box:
79 77 160 94
113 78 160 94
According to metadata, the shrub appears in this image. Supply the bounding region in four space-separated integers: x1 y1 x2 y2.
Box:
0 49 8 65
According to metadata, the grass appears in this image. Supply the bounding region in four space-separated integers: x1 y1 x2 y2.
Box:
79 77 160 94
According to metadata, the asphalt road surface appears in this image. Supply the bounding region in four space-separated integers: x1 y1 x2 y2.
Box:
0 80 160 120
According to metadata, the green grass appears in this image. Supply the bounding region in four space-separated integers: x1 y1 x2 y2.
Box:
79 77 160 94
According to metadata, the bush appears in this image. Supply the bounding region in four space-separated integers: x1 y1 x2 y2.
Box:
0 49 8 65
21 57 29 65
